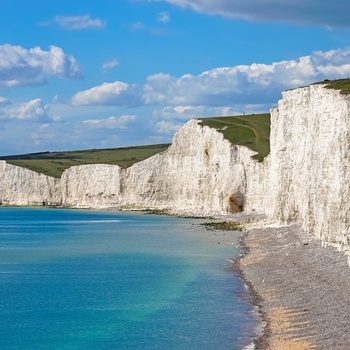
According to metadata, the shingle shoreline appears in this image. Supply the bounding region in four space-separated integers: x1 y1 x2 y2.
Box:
236 223 350 349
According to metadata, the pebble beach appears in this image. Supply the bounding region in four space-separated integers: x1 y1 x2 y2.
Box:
237 223 350 349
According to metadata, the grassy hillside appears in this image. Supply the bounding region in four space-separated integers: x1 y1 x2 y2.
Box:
316 78 350 94
199 113 271 162
0 144 170 178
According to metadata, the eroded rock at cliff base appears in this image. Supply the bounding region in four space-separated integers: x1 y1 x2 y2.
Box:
226 193 244 213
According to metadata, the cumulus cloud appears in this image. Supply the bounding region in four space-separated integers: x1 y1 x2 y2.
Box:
72 48 350 109
0 99 56 122
0 44 83 89
157 11 170 23
102 59 119 73
72 81 144 107
0 97 11 106
55 15 106 30
146 0 350 27
156 120 182 134
83 115 136 129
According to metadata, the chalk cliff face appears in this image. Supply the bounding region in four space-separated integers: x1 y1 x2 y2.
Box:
121 119 270 215
59 119 270 215
0 161 61 206
61 164 123 208
1 82 349 252
270 84 350 250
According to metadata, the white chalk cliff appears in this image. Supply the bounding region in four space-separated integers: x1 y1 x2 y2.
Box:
60 119 269 215
0 161 61 206
0 83 349 252
270 84 350 251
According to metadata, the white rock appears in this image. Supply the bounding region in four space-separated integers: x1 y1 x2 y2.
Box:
270 83 350 251
61 164 123 208
0 161 61 206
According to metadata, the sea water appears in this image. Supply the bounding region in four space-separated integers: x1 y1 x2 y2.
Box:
0 208 257 350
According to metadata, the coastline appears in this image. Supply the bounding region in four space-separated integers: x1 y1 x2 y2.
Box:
236 222 350 350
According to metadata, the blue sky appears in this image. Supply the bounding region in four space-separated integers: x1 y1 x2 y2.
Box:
0 0 350 155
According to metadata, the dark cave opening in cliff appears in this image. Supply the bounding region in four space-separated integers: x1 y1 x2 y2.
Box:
228 194 243 213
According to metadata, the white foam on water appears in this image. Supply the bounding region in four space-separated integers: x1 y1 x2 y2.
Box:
242 343 255 350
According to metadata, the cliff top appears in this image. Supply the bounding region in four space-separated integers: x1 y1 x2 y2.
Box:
323 78 350 94
199 113 271 161
314 78 350 94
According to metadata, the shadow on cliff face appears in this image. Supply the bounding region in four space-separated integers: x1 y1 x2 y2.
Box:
226 193 244 213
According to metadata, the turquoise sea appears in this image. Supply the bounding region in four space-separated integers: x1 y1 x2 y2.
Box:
0 208 257 350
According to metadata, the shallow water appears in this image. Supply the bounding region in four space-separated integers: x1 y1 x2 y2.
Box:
0 208 256 349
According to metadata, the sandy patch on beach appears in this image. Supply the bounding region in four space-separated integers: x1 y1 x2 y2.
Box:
265 306 315 349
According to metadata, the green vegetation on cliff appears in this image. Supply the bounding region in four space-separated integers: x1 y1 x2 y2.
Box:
0 144 170 178
199 113 270 161
317 78 350 94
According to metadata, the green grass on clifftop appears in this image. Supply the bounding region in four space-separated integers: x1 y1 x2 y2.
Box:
0 144 170 178
317 78 350 94
199 113 270 162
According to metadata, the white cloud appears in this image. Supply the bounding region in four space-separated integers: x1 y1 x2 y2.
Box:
1 99 54 122
31 124 55 146
153 105 266 121
158 11 170 23
0 44 83 89
72 81 144 107
143 73 175 104
72 48 350 108
51 95 61 104
55 15 106 30
83 115 136 129
132 21 145 30
0 97 11 106
151 105 270 134
30 122 113 150
156 120 182 134
72 81 129 105
146 0 350 27
102 59 119 73
27 114 142 152
46 46 83 78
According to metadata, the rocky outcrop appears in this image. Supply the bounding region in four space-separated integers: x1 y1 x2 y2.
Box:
1 82 350 253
